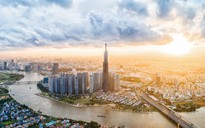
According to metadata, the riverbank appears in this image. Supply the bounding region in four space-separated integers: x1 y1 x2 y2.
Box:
173 99 205 112
0 88 101 128
0 72 24 85
35 92 118 109
35 93 88 107
37 82 156 112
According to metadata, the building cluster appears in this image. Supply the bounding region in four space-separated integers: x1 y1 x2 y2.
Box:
0 60 19 71
0 101 95 128
0 101 43 128
147 83 205 102
49 73 88 95
96 92 143 107
89 72 120 93
0 60 54 72
48 44 120 95
48 72 120 95
142 72 205 103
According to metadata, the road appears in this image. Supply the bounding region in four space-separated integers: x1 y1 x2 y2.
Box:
139 91 199 128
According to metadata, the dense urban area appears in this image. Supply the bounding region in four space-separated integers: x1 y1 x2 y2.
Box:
1 51 205 127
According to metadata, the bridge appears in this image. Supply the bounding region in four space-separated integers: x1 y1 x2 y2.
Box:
0 81 40 89
139 91 199 128
13 81 40 85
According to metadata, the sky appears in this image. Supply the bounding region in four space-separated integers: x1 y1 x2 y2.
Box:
0 0 205 57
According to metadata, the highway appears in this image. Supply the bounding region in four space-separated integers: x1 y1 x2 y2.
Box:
139 91 199 128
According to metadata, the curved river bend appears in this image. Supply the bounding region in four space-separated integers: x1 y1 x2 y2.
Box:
8 72 205 128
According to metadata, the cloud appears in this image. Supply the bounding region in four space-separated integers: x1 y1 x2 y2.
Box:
0 4 163 50
156 0 173 17
0 0 73 8
117 0 148 16
0 0 205 50
47 0 73 8
156 0 198 21
88 11 160 43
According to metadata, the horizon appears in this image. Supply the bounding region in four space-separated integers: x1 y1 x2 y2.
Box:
0 44 205 60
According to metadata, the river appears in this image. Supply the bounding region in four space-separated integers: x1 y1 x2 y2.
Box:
8 72 205 128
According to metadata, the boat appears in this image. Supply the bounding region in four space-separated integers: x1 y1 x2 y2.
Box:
73 104 83 107
38 110 42 114
97 115 106 118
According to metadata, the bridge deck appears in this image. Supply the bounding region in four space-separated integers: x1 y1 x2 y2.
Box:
13 81 39 85
140 91 199 128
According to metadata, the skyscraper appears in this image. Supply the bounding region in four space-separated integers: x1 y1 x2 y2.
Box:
89 73 94 93
52 63 59 75
109 72 120 91
75 76 79 95
3 62 7 70
89 72 102 93
102 43 109 92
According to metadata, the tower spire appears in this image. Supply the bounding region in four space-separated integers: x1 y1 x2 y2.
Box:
105 43 107 50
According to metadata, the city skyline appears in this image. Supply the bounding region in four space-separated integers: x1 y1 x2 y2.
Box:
1 1 205 128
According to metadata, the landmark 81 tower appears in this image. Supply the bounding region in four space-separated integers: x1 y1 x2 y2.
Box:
102 43 109 92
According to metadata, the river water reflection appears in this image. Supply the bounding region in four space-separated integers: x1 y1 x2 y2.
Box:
8 72 205 128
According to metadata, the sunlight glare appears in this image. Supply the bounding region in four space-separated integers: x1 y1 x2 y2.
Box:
159 34 192 56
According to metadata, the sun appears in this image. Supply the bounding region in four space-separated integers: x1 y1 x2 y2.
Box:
159 34 192 56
